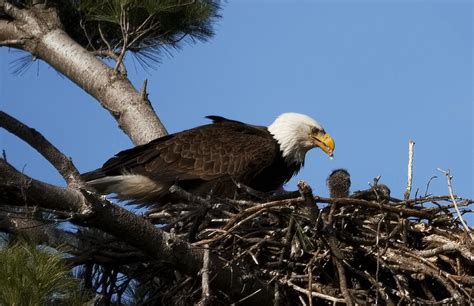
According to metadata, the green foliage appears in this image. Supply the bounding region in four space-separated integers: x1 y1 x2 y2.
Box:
0 241 88 306
59 0 220 65
5 0 220 69
79 0 214 25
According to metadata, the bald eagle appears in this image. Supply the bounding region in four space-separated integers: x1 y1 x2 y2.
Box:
82 113 335 203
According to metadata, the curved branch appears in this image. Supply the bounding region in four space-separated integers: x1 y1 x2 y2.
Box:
0 4 167 145
0 159 273 305
39 28 167 145
0 111 83 187
0 159 89 214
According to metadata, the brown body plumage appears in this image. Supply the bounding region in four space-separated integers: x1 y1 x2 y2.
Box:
82 113 334 204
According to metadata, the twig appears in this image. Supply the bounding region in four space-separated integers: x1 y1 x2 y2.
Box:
404 140 415 200
307 264 313 306
403 195 452 206
93 49 128 76
278 216 295 266
233 180 267 199
140 79 148 101
380 248 465 303
437 168 473 241
401 141 415 244
334 254 353 305
314 196 430 218
114 5 129 75
424 176 438 197
417 241 474 262
222 197 303 232
231 289 262 305
193 209 266 246
286 280 345 304
169 185 211 207
197 245 211 306
298 180 319 219
298 295 307 305
343 263 395 306
375 215 386 305
325 236 353 305
79 18 95 51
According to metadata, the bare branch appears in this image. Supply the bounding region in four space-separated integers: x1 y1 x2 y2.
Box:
404 140 415 200
0 111 83 187
417 240 474 262
298 180 319 216
325 236 353 305
0 213 81 248
114 5 129 75
0 159 91 215
315 196 430 218
438 168 473 241
0 20 23 48
140 79 148 101
287 280 345 304
0 159 274 304
197 245 211 306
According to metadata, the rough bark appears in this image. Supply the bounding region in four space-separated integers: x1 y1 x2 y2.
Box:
0 159 273 305
0 1 167 145
0 2 275 303
0 213 80 247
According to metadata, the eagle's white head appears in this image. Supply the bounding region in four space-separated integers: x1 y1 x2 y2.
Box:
268 113 335 164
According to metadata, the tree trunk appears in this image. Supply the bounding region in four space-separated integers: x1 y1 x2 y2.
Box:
0 1 167 145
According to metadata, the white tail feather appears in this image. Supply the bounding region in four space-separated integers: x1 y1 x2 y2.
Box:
87 174 167 201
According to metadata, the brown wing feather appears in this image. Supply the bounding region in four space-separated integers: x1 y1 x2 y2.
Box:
83 121 278 185
142 122 277 182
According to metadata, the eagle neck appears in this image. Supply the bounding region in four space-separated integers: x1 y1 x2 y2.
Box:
268 129 309 165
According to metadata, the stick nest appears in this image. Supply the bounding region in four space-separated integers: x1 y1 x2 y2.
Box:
144 177 473 305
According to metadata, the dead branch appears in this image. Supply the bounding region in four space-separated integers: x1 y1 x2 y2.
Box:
404 140 415 200
438 168 473 241
151 175 473 304
197 245 211 306
0 159 274 305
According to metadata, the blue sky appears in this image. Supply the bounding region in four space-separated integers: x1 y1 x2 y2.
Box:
0 1 472 222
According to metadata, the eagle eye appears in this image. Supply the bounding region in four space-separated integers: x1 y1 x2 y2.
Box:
311 127 323 134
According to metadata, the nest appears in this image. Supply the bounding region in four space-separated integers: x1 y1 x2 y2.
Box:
143 172 473 305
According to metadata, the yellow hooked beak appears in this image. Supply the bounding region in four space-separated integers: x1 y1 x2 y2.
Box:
313 133 335 157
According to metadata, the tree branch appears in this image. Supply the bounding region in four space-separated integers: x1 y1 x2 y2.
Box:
0 111 83 187
0 19 24 47
0 212 81 248
0 159 274 305
0 4 167 145
0 159 91 215
197 245 211 306
438 168 473 241
404 140 415 200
